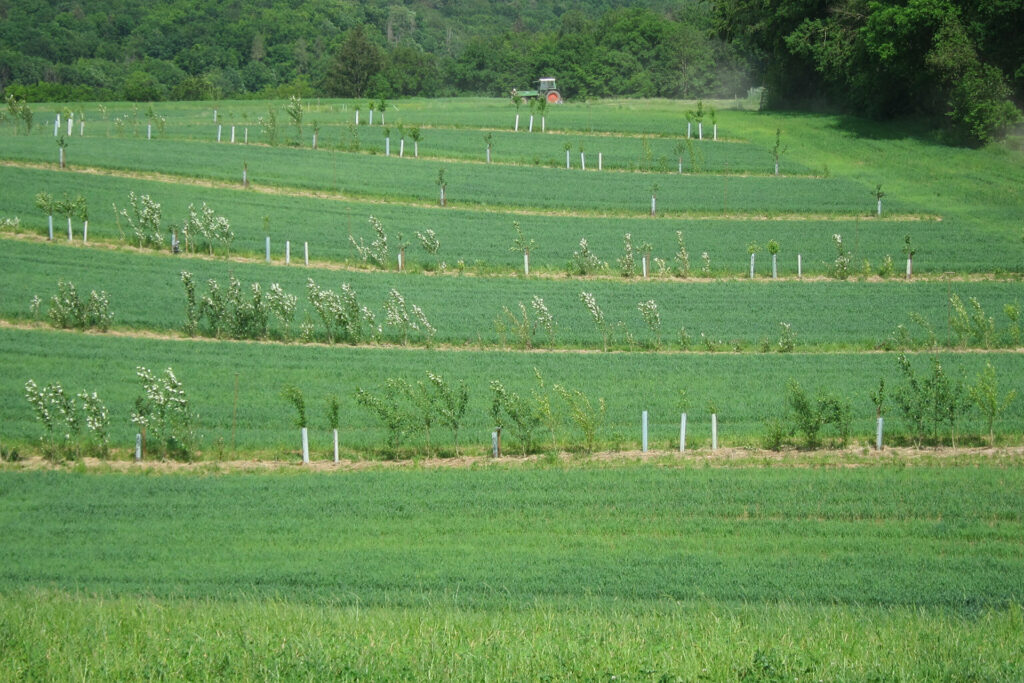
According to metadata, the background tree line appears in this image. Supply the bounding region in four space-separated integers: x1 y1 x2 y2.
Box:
0 0 749 102
1 0 1020 144
713 0 1023 144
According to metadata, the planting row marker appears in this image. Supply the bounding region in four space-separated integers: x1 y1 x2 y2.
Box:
265 236 270 263
680 413 687 453
642 411 649 453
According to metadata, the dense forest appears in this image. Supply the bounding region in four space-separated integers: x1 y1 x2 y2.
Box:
0 0 749 101
0 0 1020 143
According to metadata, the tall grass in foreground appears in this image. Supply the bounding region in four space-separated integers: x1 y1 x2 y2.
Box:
0 589 1020 680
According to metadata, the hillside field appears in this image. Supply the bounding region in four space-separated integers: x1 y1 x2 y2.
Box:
1 96 1022 677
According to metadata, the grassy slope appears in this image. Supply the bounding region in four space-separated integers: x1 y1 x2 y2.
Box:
3 238 1023 351
1 326 1021 451
4 164 1019 274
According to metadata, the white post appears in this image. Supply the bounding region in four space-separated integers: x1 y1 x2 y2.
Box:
566 150 570 169
529 115 534 132
699 122 703 140
797 254 802 278
397 250 403 271
83 220 88 244
301 427 309 464
877 199 882 217
67 217 73 241
80 120 84 136
642 255 648 278
651 195 656 216
714 124 718 141
333 429 339 463
147 124 152 140
244 128 248 144
491 431 499 457
385 138 390 156
711 414 718 450
414 141 418 158
523 252 529 277
598 153 602 171
135 433 142 461
541 116 545 132
304 242 309 267
679 413 687 453
368 110 373 125
217 125 222 142
48 216 53 240
687 122 691 138
486 147 490 163
515 114 519 131
772 254 777 279
68 117 73 136
265 236 270 263
906 257 912 279
59 148 64 168
749 253 755 279
876 417 884 451
355 110 359 125
400 139 404 157
580 152 585 170
242 165 247 187
213 109 217 122
642 410 648 453
380 112 384 126
286 240 290 265
231 126 235 143
54 117 60 136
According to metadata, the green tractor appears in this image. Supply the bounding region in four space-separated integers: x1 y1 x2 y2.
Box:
511 77 563 104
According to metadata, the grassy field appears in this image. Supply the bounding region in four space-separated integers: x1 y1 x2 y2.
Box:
0 465 1022 678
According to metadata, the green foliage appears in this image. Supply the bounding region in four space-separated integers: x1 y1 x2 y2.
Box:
280 385 307 429
785 380 850 449
894 354 970 448
349 215 389 268
115 191 162 249
970 362 1016 446
489 379 541 456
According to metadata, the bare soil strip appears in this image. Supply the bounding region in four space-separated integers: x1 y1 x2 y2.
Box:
3 318 1021 357
0 160 938 223
4 445 1022 474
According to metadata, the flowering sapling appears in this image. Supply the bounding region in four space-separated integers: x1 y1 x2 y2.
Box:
638 300 662 349
267 283 297 339
427 372 469 455
618 233 637 278
673 231 690 277
568 238 603 275
580 291 608 351
829 234 851 280
116 191 163 248
531 296 555 347
131 366 195 460
349 215 389 267
281 385 307 428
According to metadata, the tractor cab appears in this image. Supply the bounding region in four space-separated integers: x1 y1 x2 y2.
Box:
511 78 563 104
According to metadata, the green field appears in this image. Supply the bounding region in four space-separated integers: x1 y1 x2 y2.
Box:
0 466 1022 678
2 95 1024 679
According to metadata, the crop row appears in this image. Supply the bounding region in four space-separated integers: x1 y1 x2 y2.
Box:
0 135 889 215
4 240 1022 351
6 166 1014 275
70 113 808 176
2 326 1021 453
40 97 768 140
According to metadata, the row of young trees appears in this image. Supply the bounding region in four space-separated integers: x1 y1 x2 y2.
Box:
23 366 193 461
18 351 1014 463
